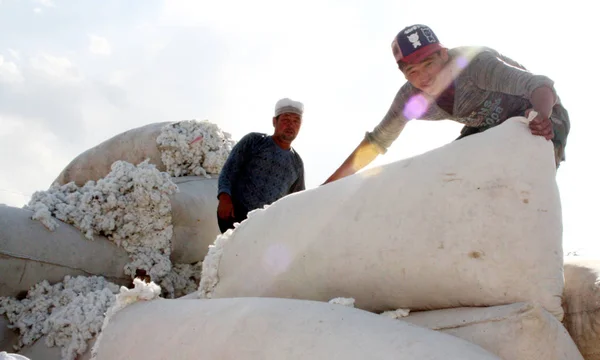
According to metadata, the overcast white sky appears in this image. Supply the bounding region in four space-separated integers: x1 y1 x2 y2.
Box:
0 0 597 255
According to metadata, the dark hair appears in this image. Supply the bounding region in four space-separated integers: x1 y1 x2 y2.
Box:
397 50 443 72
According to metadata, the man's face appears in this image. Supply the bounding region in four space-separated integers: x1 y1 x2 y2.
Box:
273 112 302 142
401 50 449 95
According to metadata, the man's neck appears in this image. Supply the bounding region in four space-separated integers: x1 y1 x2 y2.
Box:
271 135 292 150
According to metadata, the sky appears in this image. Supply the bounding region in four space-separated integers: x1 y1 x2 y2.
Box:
0 0 597 255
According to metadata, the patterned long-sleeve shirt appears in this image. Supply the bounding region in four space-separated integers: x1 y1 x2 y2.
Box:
218 132 305 212
366 46 570 153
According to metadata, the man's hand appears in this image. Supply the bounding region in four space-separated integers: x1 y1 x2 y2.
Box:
527 86 556 141
217 193 235 219
525 109 554 141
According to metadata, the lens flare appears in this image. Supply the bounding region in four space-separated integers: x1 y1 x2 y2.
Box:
403 94 429 119
456 56 469 69
261 243 292 275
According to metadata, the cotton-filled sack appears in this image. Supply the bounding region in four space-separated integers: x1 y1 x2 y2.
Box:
53 122 170 187
169 177 219 264
198 116 564 319
91 297 500 360
52 120 233 187
404 302 583 360
562 257 600 359
0 206 130 297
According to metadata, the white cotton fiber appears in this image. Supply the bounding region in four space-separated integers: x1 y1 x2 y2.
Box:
328 297 356 307
156 120 235 178
23 160 191 296
159 263 203 299
0 276 119 360
380 309 410 319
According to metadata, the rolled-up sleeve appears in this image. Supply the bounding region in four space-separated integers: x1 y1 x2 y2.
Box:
365 85 413 154
467 49 557 101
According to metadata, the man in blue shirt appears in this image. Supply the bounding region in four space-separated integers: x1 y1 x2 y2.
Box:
217 98 306 233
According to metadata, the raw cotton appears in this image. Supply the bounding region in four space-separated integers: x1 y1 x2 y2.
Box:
562 257 600 360
403 302 583 360
198 117 565 320
158 263 203 299
90 297 501 360
25 160 178 286
0 276 119 360
328 297 355 307
156 120 235 178
380 309 410 319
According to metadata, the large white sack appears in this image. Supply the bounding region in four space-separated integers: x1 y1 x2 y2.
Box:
169 177 219 264
53 122 171 187
404 302 583 360
562 257 600 360
0 206 131 297
91 297 500 360
198 117 564 319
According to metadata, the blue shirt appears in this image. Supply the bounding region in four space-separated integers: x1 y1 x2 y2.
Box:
218 132 305 212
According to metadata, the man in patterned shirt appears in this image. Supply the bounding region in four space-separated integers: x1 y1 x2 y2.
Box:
324 24 570 184
216 98 306 233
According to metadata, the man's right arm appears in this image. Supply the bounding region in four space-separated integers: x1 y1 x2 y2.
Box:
217 133 256 216
323 87 411 184
322 138 382 184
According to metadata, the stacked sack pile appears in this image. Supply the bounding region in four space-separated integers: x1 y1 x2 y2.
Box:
0 120 234 359
88 115 597 360
2 115 600 360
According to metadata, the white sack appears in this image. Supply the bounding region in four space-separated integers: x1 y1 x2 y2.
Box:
91 297 501 360
0 206 130 297
169 177 220 264
198 117 564 319
563 257 600 360
404 302 583 360
53 122 171 187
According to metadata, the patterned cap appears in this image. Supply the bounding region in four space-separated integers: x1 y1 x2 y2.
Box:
391 24 444 64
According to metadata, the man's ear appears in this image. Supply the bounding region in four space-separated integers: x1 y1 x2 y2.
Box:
272 116 277 127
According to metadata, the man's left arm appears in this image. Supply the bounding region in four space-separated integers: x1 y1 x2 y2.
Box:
468 50 557 139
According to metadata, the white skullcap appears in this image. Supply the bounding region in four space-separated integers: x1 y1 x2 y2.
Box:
274 98 304 117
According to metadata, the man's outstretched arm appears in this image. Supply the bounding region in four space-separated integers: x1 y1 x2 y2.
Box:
322 138 382 184
323 84 415 184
